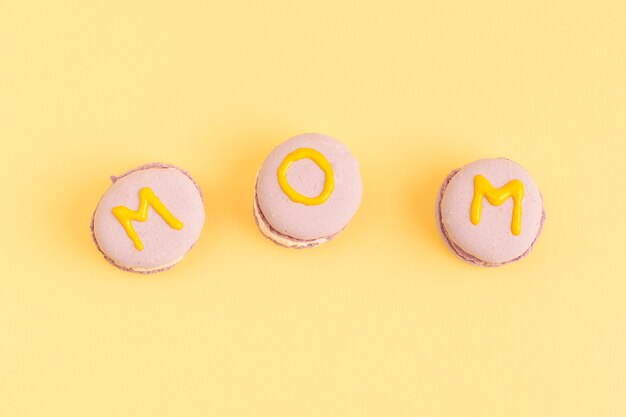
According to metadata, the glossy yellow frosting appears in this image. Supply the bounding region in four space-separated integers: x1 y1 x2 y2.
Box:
470 175 524 236
277 148 334 206
112 187 184 250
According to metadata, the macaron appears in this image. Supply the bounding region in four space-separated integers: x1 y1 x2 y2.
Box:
436 158 545 266
91 163 205 273
254 133 363 248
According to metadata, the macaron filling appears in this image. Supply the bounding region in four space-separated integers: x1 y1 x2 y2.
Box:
253 187 334 248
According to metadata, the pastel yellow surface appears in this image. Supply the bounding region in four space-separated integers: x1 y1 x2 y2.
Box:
1 1 625 416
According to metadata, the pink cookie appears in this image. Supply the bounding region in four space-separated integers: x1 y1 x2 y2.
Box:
91 163 205 273
436 158 545 266
254 133 363 248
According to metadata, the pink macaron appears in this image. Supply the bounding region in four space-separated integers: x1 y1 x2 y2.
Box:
91 163 205 273
254 133 363 248
436 158 545 266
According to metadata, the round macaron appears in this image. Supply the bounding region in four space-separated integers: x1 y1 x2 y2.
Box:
254 133 363 248
436 158 545 266
91 163 205 273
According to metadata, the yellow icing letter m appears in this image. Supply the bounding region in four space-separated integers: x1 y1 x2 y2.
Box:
112 187 184 251
470 175 524 236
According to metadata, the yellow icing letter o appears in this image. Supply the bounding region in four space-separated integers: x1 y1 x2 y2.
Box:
277 148 335 206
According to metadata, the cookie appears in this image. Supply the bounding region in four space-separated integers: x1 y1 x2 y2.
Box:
436 158 545 266
91 163 205 273
254 133 363 248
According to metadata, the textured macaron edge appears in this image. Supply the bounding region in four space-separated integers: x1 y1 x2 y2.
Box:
90 162 204 274
252 180 338 248
435 166 546 267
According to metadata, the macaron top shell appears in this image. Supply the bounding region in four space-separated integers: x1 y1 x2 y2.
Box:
256 133 362 241
92 163 205 271
440 158 543 264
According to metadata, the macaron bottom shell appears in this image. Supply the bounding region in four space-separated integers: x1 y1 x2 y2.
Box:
253 188 334 249
90 234 185 274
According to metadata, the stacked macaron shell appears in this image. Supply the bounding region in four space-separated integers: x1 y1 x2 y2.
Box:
436 158 545 266
91 163 205 273
254 133 363 248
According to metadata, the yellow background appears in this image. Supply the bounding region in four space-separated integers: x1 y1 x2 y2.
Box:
1 0 625 415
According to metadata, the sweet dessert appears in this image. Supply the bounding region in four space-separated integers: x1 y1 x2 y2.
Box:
254 133 363 248
91 163 205 273
436 158 545 266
